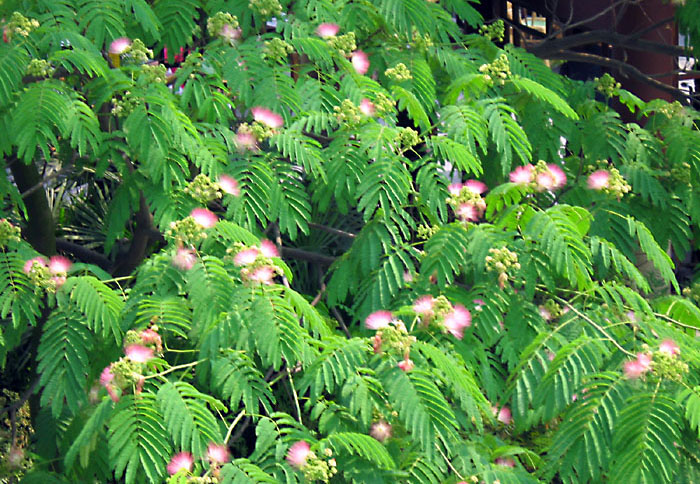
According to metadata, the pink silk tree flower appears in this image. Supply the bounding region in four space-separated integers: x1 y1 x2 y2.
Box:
587 170 610 190
172 247 196 270
167 452 194 475
125 344 154 363
624 352 652 379
219 24 241 44
207 442 230 464
447 182 463 195
359 98 375 116
251 106 284 129
259 239 279 258
236 130 258 151
190 208 218 228
548 164 567 189
413 296 435 316
218 175 240 196
140 328 163 352
623 359 647 379
443 305 471 340
535 171 556 191
100 366 120 402
398 357 414 371
659 339 680 356
370 421 392 442
493 405 512 425
248 265 276 284
495 457 516 467
316 23 340 38
456 202 479 222
351 50 370 75
286 441 311 469
234 248 259 266
48 255 72 274
464 179 487 195
509 164 534 185
365 310 393 330
23 256 47 274
108 37 131 55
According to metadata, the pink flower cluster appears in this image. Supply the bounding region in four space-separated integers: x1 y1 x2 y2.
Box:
412 296 472 340
313 22 369 75
234 240 280 285
251 106 284 129
492 405 512 425
370 420 392 442
623 339 682 379
218 174 240 196
623 352 652 379
509 163 567 191
447 180 488 222
190 208 218 228
23 255 72 288
587 170 610 190
165 443 230 477
286 441 311 469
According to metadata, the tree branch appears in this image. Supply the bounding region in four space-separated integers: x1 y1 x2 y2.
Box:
280 247 336 265
545 50 693 101
530 29 692 59
56 238 112 270
9 156 56 255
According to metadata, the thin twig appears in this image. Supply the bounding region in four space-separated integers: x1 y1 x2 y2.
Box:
0 380 38 419
331 306 352 338
144 360 204 380
224 410 246 445
551 295 636 357
287 367 303 424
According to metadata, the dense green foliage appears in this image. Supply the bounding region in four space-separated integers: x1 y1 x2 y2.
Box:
0 0 699 483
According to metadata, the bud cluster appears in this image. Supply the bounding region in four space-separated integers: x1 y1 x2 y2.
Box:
249 0 283 18
396 127 420 149
327 32 357 56
682 282 700 305
139 64 167 84
165 215 213 246
303 447 338 482
485 247 520 288
185 174 222 204
26 59 54 78
373 92 395 115
417 224 438 240
6 12 39 39
334 99 363 126
365 311 416 371
385 63 412 82
0 219 21 248
479 54 511 86
594 73 621 98
411 28 433 50
479 20 505 42
669 162 692 186
111 91 140 117
657 100 685 119
207 12 240 40
264 38 294 62
538 299 562 321
121 38 153 65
